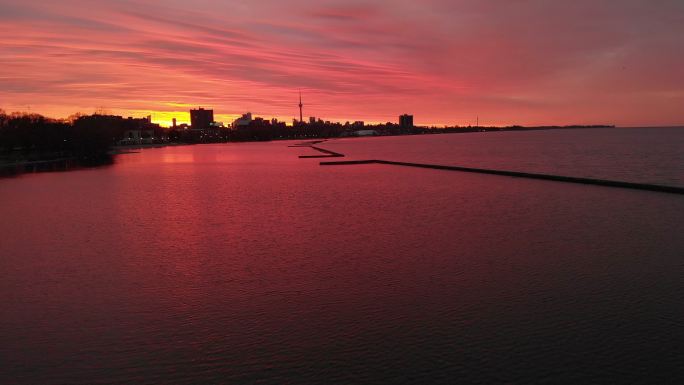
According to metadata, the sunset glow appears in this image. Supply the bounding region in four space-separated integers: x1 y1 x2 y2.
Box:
1 0 683 126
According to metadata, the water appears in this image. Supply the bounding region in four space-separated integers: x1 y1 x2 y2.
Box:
1 129 684 384
325 127 684 187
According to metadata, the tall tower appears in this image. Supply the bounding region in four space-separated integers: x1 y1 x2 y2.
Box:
298 91 303 123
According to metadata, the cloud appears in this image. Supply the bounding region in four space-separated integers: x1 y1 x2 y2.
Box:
309 4 379 21
1 0 683 125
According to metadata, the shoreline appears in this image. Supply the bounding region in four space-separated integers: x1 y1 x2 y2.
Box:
1 126 676 169
108 142 189 154
0 157 77 168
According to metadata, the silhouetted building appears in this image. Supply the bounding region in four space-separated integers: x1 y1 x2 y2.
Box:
233 112 253 128
190 108 214 129
399 114 414 128
172 118 177 128
116 116 162 145
354 130 378 137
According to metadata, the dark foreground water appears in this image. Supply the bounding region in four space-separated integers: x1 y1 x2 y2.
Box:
1 129 684 384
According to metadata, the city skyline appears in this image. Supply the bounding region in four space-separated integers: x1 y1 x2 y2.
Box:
1 0 683 127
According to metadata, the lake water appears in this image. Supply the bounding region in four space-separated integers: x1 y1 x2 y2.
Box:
326 127 684 187
1 128 684 384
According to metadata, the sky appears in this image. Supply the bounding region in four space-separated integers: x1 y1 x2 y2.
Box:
1 0 683 127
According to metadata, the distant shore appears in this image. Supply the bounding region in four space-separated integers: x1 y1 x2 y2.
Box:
0 125 619 169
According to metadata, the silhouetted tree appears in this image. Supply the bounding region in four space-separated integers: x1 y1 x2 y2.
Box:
0 112 118 161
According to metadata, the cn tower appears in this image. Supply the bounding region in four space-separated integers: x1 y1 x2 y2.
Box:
298 91 303 123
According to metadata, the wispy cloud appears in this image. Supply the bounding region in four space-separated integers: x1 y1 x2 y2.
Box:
1 0 682 125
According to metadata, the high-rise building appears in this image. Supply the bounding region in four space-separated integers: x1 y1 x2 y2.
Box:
233 112 253 128
399 114 414 128
190 108 214 129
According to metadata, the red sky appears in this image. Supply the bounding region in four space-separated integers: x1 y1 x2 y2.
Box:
1 0 683 127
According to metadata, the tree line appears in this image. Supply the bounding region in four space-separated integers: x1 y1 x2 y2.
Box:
0 110 117 161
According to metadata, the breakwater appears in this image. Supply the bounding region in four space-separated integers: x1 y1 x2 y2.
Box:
318 159 684 195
